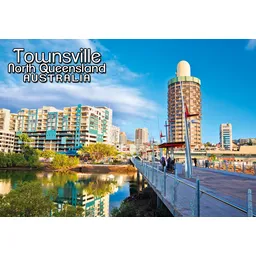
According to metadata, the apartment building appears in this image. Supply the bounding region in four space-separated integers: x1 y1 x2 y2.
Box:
135 128 149 147
0 108 16 153
168 60 202 148
110 125 120 145
13 105 112 154
0 105 112 154
119 132 127 145
220 123 232 150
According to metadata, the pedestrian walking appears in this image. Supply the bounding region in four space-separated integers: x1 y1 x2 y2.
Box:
160 156 166 171
194 158 197 167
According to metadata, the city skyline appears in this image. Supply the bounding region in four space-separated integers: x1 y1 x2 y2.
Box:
0 39 255 143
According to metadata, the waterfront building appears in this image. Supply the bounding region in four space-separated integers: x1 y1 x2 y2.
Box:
0 105 112 154
135 128 149 147
119 131 127 145
168 60 202 148
239 138 250 145
238 138 256 145
220 123 232 150
110 125 120 145
0 108 16 153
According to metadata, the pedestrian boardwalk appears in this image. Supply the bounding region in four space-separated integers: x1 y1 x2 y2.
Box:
190 167 256 211
131 158 255 217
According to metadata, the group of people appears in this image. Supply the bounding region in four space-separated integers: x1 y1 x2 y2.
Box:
160 157 211 172
193 158 210 168
160 156 176 174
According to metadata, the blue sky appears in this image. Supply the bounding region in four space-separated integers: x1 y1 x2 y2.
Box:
0 39 255 143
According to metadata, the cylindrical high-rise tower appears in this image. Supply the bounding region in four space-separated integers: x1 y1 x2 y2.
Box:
168 60 202 148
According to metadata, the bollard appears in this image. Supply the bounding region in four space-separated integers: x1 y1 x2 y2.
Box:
234 164 236 172
226 163 228 172
195 178 200 217
247 189 253 217
254 164 256 175
219 162 221 169
243 163 245 173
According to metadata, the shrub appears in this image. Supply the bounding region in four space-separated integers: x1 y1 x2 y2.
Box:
0 181 55 217
0 153 28 168
10 153 27 167
51 154 80 170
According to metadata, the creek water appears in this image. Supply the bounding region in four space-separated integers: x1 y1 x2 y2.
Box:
0 170 139 216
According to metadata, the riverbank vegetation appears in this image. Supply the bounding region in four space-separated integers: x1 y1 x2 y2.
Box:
78 143 118 162
0 181 87 217
0 148 40 168
51 154 80 171
0 181 55 217
111 187 173 217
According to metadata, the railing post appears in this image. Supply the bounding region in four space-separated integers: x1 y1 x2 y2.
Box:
152 165 154 184
152 165 154 185
164 166 167 197
156 165 158 187
247 189 253 217
196 178 200 217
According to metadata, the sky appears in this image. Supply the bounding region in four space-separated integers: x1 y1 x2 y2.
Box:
0 39 255 143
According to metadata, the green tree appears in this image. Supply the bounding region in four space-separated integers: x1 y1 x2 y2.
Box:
209 154 217 161
18 133 33 151
204 142 213 147
23 145 41 167
51 154 79 171
41 150 56 161
111 201 139 217
0 153 28 168
10 153 27 167
78 143 118 162
0 181 56 217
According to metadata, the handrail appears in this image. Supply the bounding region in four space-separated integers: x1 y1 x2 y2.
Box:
131 158 255 216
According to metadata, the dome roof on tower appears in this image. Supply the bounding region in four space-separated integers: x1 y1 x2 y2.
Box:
176 60 191 77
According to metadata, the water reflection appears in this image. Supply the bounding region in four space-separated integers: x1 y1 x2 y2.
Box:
0 170 137 217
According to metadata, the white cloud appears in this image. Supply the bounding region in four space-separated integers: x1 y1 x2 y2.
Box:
0 39 159 121
245 39 256 50
0 79 159 119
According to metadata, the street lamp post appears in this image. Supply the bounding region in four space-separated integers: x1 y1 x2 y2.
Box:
180 81 193 179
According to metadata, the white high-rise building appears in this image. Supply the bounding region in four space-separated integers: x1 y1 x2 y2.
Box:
0 108 16 153
110 125 120 145
220 123 232 150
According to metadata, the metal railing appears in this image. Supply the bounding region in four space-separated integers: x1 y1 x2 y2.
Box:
131 157 255 217
197 161 256 176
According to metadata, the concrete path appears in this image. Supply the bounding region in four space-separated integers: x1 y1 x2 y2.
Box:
185 167 256 211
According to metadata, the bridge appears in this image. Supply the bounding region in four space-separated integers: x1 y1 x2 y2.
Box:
131 157 255 217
